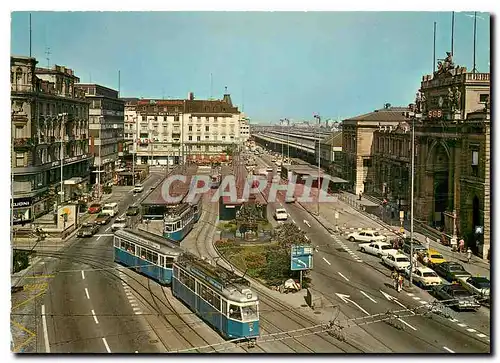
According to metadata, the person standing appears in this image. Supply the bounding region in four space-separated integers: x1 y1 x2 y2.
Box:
467 248 472 263
425 236 431 251
459 238 465 253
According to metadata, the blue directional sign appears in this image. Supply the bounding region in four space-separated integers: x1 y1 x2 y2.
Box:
291 245 314 271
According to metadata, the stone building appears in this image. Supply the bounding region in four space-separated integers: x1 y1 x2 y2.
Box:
75 84 125 194
127 91 246 165
370 53 490 258
11 56 92 224
315 132 343 177
341 105 409 195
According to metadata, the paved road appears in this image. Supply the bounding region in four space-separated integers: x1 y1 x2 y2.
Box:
22 172 165 353
255 152 490 353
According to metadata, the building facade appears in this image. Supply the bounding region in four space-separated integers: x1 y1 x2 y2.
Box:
123 92 246 165
315 132 343 177
370 54 490 258
75 84 124 193
341 105 409 195
11 57 91 224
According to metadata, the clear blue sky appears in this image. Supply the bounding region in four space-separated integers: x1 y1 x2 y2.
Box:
11 11 490 123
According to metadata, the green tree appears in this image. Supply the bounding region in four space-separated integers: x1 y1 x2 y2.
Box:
275 222 311 250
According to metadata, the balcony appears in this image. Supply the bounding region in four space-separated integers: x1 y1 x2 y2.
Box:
13 138 34 149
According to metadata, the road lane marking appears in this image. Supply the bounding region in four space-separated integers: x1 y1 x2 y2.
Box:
304 236 309 241
322 257 331 266
457 323 467 327
85 288 90 300
81 271 85 280
466 328 477 333
443 347 455 353
449 318 458 322
292 219 296 224
406 293 414 296
130 303 138 307
397 318 417 331
338 272 349 282
360 290 377 303
105 227 111 232
477 333 487 338
135 311 142 315
91 309 99 324
303 219 311 227
419 300 428 304
96 236 101 241
95 234 114 237
133 307 141 311
102 338 111 353
412 296 421 300
41 305 50 353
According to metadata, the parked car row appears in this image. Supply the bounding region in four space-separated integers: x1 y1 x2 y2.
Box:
351 229 490 311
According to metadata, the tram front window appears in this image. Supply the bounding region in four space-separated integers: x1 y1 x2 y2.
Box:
229 305 241 320
241 304 258 321
165 223 173 232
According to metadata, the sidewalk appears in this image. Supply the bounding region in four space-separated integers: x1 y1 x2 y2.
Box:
298 190 490 279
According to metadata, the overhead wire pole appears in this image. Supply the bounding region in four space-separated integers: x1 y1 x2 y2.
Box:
433 22 437 72
473 12 477 73
451 11 455 56
313 114 321 215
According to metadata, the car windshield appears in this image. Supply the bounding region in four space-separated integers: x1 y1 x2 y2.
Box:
472 279 490 288
396 257 410 262
423 271 438 277
431 254 443 259
381 245 393 250
449 265 466 271
452 289 470 297
90 204 100 208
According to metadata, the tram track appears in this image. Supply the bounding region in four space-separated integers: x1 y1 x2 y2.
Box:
27 248 225 352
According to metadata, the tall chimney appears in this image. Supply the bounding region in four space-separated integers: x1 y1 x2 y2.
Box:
188 92 194 100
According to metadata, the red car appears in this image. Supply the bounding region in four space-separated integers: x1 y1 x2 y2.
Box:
88 203 102 214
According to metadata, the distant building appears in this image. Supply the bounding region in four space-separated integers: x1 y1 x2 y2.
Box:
11 56 91 224
75 84 125 191
124 91 247 165
315 131 343 177
341 105 409 195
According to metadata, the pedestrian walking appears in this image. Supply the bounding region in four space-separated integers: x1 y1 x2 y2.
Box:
458 238 465 253
397 274 404 292
413 252 419 268
467 248 472 263
391 269 399 290
425 236 431 251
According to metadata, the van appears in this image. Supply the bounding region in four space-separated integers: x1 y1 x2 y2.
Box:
102 202 119 217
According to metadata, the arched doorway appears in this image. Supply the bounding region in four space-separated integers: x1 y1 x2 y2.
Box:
431 144 450 228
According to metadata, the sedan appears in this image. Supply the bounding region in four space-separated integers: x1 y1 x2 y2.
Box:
434 262 472 283
95 213 112 225
459 276 490 301
404 266 442 289
347 230 387 243
77 223 99 238
111 217 128 231
88 203 102 214
431 284 480 311
381 252 411 271
359 242 397 258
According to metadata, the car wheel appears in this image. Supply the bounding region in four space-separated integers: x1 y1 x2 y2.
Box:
349 237 355 242
377 253 382 258
360 247 365 253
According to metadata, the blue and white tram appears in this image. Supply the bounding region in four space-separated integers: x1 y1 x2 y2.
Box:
172 255 260 340
163 203 196 242
113 228 183 285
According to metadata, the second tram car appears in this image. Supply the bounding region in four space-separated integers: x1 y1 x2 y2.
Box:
172 254 260 341
163 196 202 242
113 228 183 284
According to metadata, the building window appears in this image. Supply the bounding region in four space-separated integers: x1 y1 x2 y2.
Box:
16 152 25 167
471 150 479 177
174 115 180 121
479 94 489 103
197 136 201 141
205 126 209 132
363 159 372 168
188 136 192 141
188 126 192 131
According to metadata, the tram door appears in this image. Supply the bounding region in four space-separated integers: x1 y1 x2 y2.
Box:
222 300 228 329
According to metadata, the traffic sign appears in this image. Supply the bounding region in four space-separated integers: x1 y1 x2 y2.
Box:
291 245 314 271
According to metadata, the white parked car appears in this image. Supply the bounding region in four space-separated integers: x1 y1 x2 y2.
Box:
359 241 397 258
404 266 443 288
111 217 127 231
381 251 411 271
274 208 288 221
347 230 387 243
133 184 144 193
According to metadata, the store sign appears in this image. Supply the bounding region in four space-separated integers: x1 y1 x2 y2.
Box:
427 109 443 119
12 198 32 208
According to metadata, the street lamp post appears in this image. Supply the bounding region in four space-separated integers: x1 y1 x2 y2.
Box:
408 105 422 287
279 119 285 164
284 118 290 163
313 114 321 215
58 113 68 207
